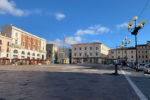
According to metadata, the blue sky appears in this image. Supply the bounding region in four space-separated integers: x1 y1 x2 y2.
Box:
0 0 150 49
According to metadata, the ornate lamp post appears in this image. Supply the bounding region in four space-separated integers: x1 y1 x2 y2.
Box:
127 16 146 66
121 37 131 66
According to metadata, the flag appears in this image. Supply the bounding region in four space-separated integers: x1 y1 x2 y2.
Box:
64 38 72 42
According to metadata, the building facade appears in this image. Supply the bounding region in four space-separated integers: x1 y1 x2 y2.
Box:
0 33 12 58
46 44 58 62
1 24 46 60
108 47 136 63
137 41 150 63
71 42 110 64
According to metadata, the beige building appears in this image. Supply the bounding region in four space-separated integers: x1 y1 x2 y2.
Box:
108 47 136 63
137 41 150 63
46 44 58 62
1 24 46 60
0 33 12 58
71 42 110 64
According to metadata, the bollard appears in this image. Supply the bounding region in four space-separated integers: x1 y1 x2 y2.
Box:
115 64 118 75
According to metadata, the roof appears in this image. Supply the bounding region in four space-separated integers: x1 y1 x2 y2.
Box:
110 47 135 51
137 44 147 46
72 42 102 46
46 44 56 46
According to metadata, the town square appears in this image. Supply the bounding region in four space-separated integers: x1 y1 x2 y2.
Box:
0 0 150 100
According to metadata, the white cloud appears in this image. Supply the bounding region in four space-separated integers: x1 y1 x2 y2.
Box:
47 36 82 47
116 22 128 30
66 36 82 44
75 25 110 36
47 39 64 47
55 13 66 20
0 0 27 16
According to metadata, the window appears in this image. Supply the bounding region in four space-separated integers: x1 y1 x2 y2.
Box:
142 51 144 53
131 51 133 53
112 56 114 58
139 56 141 58
16 33 18 37
74 48 76 50
7 42 9 46
0 47 1 51
85 47 87 50
118 56 120 59
28 38 31 49
80 47 82 50
37 54 40 56
142 56 144 58
0 40 2 44
118 51 120 53
32 53 35 56
79 53 81 56
21 51 25 55
15 40 18 44
7 54 8 57
27 52 30 55
131 56 133 58
37 41 40 51
7 48 9 52
22 36 25 48
96 47 98 50
146 51 147 53
146 56 148 58
85 53 86 56
13 50 18 53
125 51 127 53
112 51 114 54
138 51 140 53
33 40 35 50
90 47 92 50
90 53 92 56
96 53 98 56
74 53 76 56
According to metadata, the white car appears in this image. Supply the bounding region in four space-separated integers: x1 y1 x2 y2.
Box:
136 63 145 71
144 64 150 74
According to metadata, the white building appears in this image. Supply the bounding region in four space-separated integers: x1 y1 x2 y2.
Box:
71 42 110 64
1 24 46 60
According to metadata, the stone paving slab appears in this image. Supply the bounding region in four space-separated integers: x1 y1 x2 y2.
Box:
0 64 139 100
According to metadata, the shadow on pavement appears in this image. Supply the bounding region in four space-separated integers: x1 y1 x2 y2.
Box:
0 70 139 100
72 64 115 70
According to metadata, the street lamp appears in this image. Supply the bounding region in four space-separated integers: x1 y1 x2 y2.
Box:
127 16 146 66
121 37 131 65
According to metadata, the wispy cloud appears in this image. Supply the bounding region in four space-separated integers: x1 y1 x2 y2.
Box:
0 0 27 16
47 36 82 47
55 13 66 21
47 39 64 47
75 25 110 36
0 0 65 19
116 22 128 30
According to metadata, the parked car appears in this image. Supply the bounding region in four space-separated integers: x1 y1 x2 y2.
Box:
143 64 150 74
127 62 135 68
136 63 145 71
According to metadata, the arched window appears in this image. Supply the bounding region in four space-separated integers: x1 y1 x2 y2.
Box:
13 50 18 53
27 52 30 55
42 55 44 60
32 53 35 56
21 51 25 55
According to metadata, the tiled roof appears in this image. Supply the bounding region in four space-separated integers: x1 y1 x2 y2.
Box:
110 47 135 50
72 42 102 46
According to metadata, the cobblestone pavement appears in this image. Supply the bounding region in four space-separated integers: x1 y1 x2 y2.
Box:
0 64 139 100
